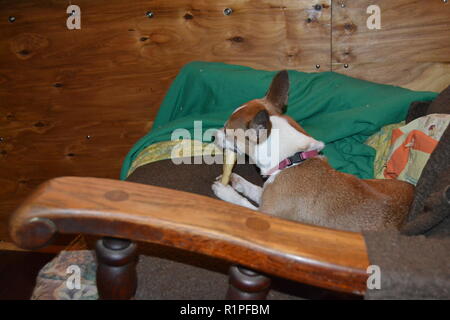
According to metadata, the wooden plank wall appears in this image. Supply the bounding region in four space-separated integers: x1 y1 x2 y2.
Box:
0 0 331 241
332 0 450 91
0 0 449 242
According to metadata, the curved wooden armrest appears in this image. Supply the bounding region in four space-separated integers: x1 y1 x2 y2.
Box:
9 176 369 295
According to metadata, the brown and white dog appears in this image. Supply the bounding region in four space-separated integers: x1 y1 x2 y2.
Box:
212 71 415 232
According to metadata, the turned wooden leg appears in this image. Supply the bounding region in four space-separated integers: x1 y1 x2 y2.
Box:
226 265 271 300
95 237 138 300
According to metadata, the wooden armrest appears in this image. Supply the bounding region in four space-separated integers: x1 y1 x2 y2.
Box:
9 176 369 295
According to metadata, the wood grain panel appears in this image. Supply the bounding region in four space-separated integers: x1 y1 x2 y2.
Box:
1 0 448 243
332 0 450 92
0 0 331 241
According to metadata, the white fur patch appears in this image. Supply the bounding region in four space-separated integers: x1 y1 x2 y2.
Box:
230 173 262 204
212 180 258 210
253 116 324 175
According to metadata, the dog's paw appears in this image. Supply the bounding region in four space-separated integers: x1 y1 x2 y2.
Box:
212 181 240 204
230 173 246 194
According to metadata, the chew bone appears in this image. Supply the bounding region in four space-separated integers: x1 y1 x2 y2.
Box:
221 150 237 185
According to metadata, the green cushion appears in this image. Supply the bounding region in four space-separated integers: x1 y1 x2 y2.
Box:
120 61 437 180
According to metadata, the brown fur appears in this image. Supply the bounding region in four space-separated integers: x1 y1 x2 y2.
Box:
260 157 415 232
225 99 273 150
227 100 271 130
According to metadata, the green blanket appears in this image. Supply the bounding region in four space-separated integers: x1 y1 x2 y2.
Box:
120 61 437 180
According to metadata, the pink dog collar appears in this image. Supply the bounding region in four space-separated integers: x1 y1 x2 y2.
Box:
265 150 319 176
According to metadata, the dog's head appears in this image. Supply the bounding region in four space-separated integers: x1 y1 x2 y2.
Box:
214 71 324 172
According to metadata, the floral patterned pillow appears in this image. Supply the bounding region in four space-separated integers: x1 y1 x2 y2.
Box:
32 236 98 300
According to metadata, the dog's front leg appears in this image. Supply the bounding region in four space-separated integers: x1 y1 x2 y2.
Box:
212 180 258 210
229 173 262 204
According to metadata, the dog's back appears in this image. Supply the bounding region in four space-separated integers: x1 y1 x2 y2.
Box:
260 157 415 232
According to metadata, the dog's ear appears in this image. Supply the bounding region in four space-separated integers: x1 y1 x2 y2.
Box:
265 70 289 114
248 109 271 142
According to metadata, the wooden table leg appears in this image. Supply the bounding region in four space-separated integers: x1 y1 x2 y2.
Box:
226 265 271 300
95 237 137 300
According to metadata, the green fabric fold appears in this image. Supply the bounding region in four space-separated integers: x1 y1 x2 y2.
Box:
120 61 437 180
